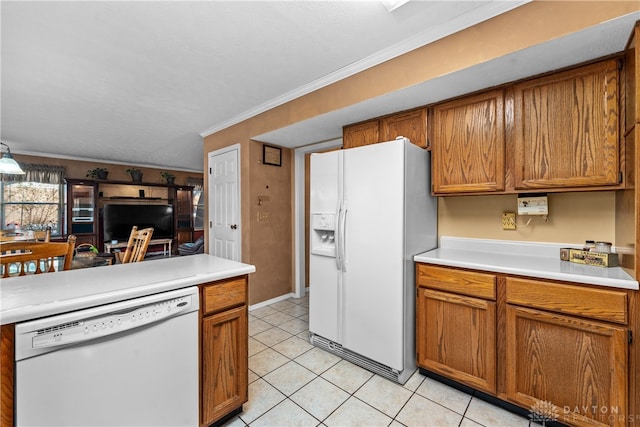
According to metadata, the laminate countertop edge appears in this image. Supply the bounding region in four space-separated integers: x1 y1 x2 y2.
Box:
414 237 638 290
0 254 256 325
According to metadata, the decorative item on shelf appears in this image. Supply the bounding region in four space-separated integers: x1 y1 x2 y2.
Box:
126 168 143 182
86 167 109 180
161 171 176 184
0 141 25 175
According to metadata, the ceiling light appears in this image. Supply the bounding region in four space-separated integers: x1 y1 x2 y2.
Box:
0 142 26 175
381 0 410 12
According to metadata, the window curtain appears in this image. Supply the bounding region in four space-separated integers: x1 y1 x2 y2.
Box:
186 177 203 191
3 163 66 184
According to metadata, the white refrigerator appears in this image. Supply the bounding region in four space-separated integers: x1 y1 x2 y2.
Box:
309 138 437 384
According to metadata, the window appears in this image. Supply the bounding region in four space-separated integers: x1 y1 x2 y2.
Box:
193 189 204 229
1 163 66 236
187 177 204 230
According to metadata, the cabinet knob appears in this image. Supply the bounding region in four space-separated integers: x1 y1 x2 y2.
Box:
230 224 238 230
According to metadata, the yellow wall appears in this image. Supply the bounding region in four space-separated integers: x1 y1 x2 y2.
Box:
204 1 640 305
248 141 294 303
202 135 294 305
438 192 616 244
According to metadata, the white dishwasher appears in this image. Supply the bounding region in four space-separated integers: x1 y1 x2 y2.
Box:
15 286 199 427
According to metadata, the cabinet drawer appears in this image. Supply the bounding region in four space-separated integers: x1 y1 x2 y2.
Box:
202 277 247 315
417 264 496 300
505 277 627 324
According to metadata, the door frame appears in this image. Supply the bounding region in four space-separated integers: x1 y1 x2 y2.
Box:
207 143 241 261
293 138 341 298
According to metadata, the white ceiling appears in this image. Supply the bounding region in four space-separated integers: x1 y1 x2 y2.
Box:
1 1 638 172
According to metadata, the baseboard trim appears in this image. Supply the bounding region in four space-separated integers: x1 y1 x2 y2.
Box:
248 292 296 312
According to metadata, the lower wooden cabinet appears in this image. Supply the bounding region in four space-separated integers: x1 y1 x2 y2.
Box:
200 276 248 427
201 306 248 425
416 263 631 427
505 305 627 427
417 288 496 393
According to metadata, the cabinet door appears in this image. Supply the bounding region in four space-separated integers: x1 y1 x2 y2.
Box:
431 90 505 194
343 120 379 149
380 108 427 148
417 288 496 393
513 60 620 189
202 305 248 425
67 182 97 238
176 188 193 229
506 305 627 427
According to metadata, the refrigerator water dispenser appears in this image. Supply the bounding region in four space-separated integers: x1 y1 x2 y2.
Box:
310 213 336 257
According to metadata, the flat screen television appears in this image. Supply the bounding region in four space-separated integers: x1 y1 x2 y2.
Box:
102 204 174 241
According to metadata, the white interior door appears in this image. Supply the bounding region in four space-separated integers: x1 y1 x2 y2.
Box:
208 145 241 261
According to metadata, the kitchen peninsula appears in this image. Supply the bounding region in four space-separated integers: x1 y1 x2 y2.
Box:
0 254 256 427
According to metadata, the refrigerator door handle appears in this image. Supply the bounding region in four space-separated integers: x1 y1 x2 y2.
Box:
335 203 343 271
340 202 348 272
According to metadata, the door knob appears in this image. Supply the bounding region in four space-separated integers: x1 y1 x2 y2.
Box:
230 224 238 230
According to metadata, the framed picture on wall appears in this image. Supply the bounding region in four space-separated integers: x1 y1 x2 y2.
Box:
263 144 282 167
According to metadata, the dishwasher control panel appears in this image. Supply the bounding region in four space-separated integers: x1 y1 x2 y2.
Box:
14 287 200 363
31 294 195 349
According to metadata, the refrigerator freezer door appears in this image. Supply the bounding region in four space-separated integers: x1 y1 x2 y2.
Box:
341 141 406 370
309 150 343 343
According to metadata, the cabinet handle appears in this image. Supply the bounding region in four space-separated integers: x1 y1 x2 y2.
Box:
230 224 238 230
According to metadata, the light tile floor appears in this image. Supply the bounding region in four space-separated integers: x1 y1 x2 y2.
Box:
225 295 540 427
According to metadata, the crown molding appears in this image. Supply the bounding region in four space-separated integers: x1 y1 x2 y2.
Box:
200 1 528 138
11 149 203 173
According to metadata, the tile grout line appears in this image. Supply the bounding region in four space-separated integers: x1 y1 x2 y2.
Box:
249 297 528 427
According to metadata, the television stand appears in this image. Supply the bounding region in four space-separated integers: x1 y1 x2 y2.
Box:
104 238 173 257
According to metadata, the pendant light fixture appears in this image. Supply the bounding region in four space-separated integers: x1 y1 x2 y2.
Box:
0 141 25 175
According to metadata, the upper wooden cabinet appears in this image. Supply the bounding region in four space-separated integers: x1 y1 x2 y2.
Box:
429 57 623 195
624 24 638 133
343 107 427 149
380 108 427 148
343 120 379 149
512 59 620 190
431 90 505 194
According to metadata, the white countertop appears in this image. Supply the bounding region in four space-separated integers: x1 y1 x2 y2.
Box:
0 254 256 325
414 237 638 290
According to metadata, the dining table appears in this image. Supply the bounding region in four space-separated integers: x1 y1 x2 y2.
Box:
0 231 37 242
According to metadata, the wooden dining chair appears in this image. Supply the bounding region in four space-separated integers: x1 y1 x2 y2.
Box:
34 227 52 242
0 235 77 277
120 226 154 263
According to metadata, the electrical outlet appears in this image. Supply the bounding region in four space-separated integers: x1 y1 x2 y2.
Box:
502 212 516 230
